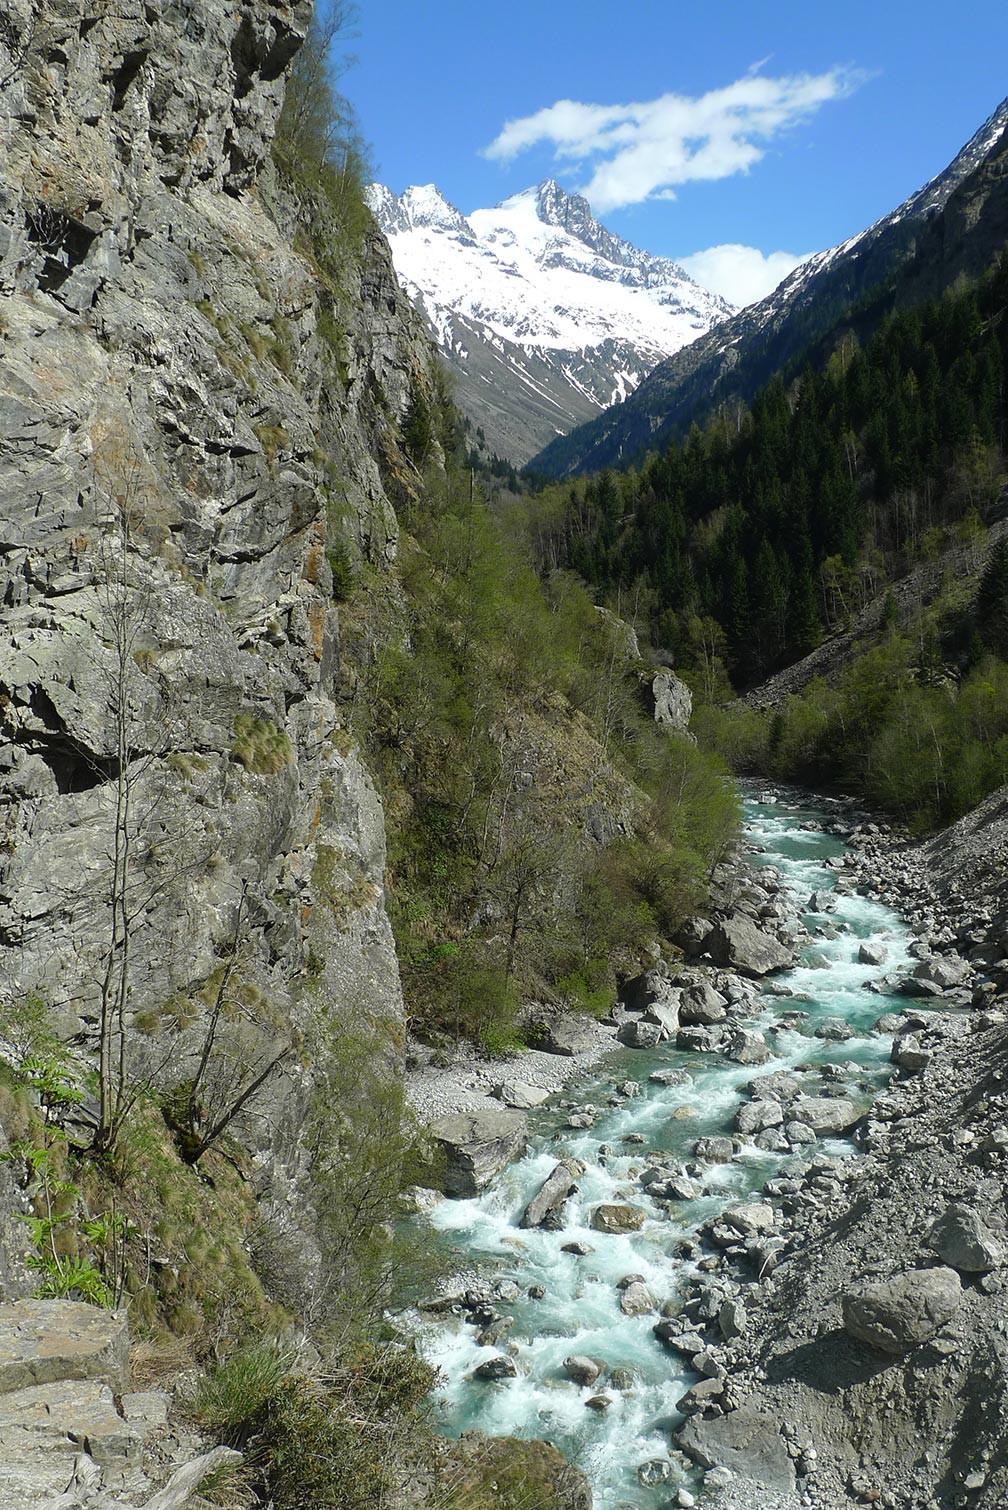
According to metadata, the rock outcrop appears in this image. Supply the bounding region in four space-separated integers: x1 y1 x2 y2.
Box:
432 1108 529 1198
0 1300 221 1509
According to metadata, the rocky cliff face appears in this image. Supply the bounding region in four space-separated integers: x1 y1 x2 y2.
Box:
0 0 433 1294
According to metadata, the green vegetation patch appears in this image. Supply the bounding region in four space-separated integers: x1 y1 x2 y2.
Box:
231 714 292 775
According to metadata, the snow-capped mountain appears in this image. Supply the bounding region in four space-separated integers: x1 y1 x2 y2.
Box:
366 180 734 464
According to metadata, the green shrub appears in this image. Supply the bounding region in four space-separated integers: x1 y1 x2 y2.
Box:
187 1342 294 1440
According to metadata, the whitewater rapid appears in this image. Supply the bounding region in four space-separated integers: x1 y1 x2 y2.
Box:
399 791 915 1507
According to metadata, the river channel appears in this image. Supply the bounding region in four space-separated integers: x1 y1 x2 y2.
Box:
400 790 916 1507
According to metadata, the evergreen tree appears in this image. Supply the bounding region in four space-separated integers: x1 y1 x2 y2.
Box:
977 539 1008 658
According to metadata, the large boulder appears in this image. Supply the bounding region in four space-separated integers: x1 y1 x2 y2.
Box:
563 1355 604 1386
432 1109 529 1198
679 981 728 1026
473 1355 518 1381
678 1407 796 1492
617 1018 663 1049
723 1027 771 1065
520 1159 586 1229
618 967 676 1014
928 1203 1005 1273
707 916 793 977
619 1281 655 1316
789 1096 860 1136
539 1014 602 1057
842 1266 961 1354
495 1081 550 1110
590 1203 647 1234
735 1100 784 1136
914 954 969 990
693 1135 734 1163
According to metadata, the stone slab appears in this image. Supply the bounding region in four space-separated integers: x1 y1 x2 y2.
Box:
0 1300 130 1395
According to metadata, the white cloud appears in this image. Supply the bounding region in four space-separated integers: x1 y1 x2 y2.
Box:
679 244 810 308
483 67 864 212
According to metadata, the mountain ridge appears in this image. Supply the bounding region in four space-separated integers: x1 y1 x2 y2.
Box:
367 177 734 463
530 95 1008 479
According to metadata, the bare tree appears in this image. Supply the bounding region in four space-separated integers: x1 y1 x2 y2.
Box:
168 883 292 1165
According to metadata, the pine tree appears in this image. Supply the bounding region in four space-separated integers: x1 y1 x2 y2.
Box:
977 539 1008 658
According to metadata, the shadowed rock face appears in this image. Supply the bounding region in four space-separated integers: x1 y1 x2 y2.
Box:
0 2 436 1286
678 1407 796 1492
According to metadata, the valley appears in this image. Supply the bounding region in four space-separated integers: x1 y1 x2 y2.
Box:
0 3 1006 1509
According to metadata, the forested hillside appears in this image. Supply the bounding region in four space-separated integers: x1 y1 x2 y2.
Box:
530 97 1008 480
532 258 1008 677
526 245 1008 832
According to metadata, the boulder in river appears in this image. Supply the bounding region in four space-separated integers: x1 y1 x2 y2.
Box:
928 1203 1005 1273
650 1067 692 1088
858 941 888 966
734 1100 783 1136
814 1017 854 1041
591 1203 647 1234
706 916 793 977
693 1136 734 1163
747 1071 801 1103
619 1281 655 1316
841 1266 961 1354
563 1355 603 1386
637 1457 673 1486
520 1158 586 1230
723 1027 771 1065
432 1109 529 1198
617 1018 663 1049
473 1355 519 1381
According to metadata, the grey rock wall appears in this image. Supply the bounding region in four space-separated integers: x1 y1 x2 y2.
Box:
0 1 432 1301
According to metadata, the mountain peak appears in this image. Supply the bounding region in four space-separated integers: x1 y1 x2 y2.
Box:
534 179 593 233
371 176 733 463
366 182 473 241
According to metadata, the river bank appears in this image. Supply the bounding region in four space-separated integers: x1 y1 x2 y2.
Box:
397 788 959 1508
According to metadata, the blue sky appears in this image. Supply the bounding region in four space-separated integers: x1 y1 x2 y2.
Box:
348 1 1008 306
